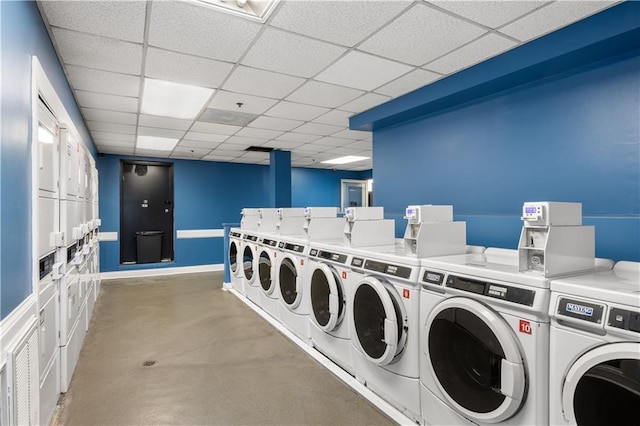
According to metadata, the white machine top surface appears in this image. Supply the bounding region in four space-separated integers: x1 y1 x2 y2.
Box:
349 241 423 267
551 261 640 307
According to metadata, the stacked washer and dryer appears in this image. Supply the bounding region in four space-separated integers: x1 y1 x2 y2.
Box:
228 208 261 296
418 202 610 426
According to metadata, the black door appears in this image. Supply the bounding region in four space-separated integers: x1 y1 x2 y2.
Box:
120 161 174 264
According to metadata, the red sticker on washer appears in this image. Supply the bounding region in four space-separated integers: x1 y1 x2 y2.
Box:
342 271 347 279
519 320 532 334
403 289 410 299
300 259 304 266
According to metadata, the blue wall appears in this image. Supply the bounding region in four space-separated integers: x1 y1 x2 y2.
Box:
373 51 639 261
291 168 372 207
1 1 96 320
98 155 366 272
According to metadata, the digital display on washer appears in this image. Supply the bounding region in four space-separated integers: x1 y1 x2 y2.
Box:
39 252 55 280
67 243 77 264
230 231 241 238
364 260 412 279
246 235 258 242
284 243 304 253
422 270 445 286
557 297 604 324
309 249 318 257
446 275 536 306
609 308 640 333
317 250 347 264
351 257 364 268
262 238 277 246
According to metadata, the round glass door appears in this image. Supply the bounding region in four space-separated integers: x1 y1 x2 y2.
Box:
310 264 345 331
229 241 239 276
425 297 526 423
563 342 640 425
258 250 275 294
243 245 254 281
280 257 301 309
352 277 406 365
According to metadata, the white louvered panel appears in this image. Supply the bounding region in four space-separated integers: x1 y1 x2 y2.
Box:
9 320 40 426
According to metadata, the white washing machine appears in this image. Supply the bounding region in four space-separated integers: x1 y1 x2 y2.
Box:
277 235 312 343
258 235 282 321
247 233 277 307
419 251 552 426
548 261 640 426
307 241 356 375
349 247 423 423
228 229 244 295
241 230 260 304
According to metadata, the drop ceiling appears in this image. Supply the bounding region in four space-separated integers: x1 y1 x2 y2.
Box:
37 0 618 171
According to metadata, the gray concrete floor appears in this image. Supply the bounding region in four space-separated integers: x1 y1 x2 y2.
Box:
54 272 394 425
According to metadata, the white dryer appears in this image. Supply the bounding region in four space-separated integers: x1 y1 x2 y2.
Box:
277 235 311 343
349 248 423 423
548 261 640 426
241 231 260 304
228 229 244 295
419 251 552 426
258 236 281 321
307 241 356 375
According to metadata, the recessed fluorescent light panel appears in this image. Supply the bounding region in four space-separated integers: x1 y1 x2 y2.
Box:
322 155 370 165
141 78 214 120
137 135 179 152
189 0 280 22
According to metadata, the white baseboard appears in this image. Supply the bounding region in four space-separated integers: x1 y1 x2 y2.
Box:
100 264 224 280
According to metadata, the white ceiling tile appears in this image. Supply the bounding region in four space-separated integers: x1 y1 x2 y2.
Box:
262 140 305 150
66 66 140 97
345 140 373 150
190 122 241 135
144 47 234 89
294 122 343 136
269 0 412 47
425 33 518 75
51 28 142 75
94 139 134 148
211 148 248 156
295 144 333 154
429 1 546 29
75 90 139 113
148 1 262 62
178 139 221 150
242 28 346 78
323 146 365 156
313 137 354 147
265 101 329 121
223 66 305 99
275 133 321 143
138 127 186 139
223 136 268 146
87 121 136 135
89 131 136 143
248 116 304 132
134 149 168 158
230 157 263 164
235 128 284 139
291 158 316 167
82 108 137 125
315 51 413 91
202 154 238 162
332 129 372 140
312 109 353 127
339 93 392 113
375 68 443 97
286 81 364 108
240 151 271 160
183 132 230 143
40 1 146 43
138 115 192 131
499 1 618 42
208 90 279 114
170 147 212 159
98 146 135 155
359 3 486 66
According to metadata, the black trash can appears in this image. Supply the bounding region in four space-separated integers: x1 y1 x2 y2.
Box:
135 231 163 264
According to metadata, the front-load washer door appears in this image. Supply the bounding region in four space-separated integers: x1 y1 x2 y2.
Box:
243 245 255 282
229 240 241 278
279 256 303 309
425 297 526 424
562 342 640 426
258 249 276 295
310 263 345 331
352 276 407 366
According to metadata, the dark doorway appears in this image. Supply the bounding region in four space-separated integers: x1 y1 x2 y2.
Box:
120 161 174 264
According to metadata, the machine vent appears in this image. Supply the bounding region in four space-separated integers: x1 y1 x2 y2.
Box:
245 146 274 153
6 319 40 425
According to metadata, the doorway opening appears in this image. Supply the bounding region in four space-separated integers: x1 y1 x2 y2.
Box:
120 161 174 265
341 179 370 212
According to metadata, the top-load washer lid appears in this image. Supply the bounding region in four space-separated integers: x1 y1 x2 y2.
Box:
425 297 527 424
563 343 640 425
229 240 240 277
243 244 255 283
352 276 407 366
310 263 346 331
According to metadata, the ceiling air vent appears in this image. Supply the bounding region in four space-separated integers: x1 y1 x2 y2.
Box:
199 108 259 126
245 146 273 153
